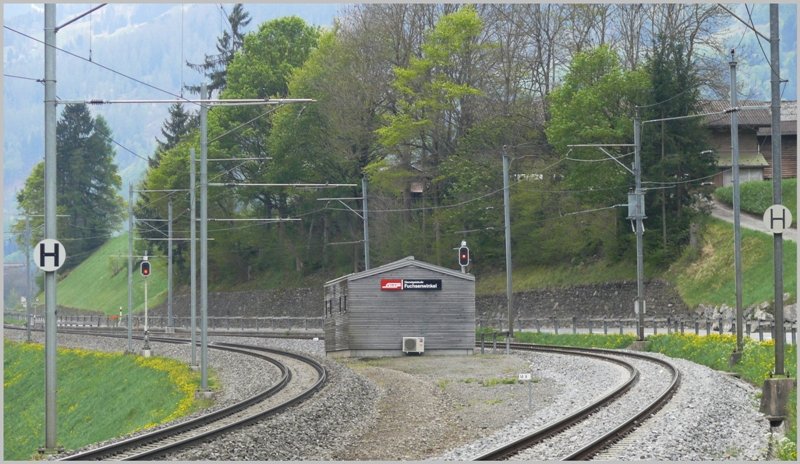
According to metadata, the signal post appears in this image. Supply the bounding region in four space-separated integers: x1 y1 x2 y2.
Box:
140 257 152 357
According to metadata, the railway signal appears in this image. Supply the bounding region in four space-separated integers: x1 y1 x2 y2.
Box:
458 246 470 267
140 260 151 277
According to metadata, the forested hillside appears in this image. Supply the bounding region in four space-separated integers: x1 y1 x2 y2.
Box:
13 4 777 295
129 4 737 287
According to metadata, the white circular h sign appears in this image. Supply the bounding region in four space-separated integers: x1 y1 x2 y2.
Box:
34 239 66 272
763 205 793 235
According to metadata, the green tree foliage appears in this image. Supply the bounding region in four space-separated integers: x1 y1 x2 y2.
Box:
14 104 123 269
641 33 714 262
136 103 198 264
545 46 649 262
132 8 727 290
206 18 321 280
372 6 485 264
266 30 381 271
185 3 251 96
152 103 197 168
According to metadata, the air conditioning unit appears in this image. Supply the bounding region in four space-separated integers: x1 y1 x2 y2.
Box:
402 336 425 354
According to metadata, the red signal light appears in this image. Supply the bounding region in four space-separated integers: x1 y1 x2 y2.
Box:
458 246 470 266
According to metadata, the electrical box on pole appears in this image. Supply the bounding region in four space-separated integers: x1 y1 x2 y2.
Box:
627 192 646 220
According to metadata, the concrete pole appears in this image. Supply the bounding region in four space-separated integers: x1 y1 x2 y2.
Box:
25 215 32 342
200 83 210 391
127 184 134 353
502 147 514 336
167 199 174 332
634 111 645 341
43 4 60 452
190 148 198 367
769 4 785 376
730 51 744 355
362 176 370 270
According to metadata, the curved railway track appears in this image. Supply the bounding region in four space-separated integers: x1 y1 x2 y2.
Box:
4 327 326 461
473 342 681 461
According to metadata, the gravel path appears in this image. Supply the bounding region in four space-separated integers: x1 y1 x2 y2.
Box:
5 330 773 460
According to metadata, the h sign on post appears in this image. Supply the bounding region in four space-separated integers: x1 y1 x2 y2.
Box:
34 239 66 272
763 205 793 235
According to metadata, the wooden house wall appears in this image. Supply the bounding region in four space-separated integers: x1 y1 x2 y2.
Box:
709 129 762 156
762 135 797 180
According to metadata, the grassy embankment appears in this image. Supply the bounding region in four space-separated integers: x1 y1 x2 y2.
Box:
3 340 212 460
667 216 796 307
50 233 168 315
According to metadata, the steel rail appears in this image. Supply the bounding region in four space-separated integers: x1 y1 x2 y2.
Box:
1 327 327 461
559 346 681 460
119 339 327 461
473 342 680 461
473 344 640 461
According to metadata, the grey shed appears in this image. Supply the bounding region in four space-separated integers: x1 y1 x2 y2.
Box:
323 256 475 358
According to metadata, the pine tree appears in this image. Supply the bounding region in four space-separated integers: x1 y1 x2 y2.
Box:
185 3 251 95
14 104 123 268
151 103 197 169
642 33 714 261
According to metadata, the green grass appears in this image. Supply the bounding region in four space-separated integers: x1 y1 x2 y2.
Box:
646 333 796 460
53 233 167 315
476 260 646 296
714 178 797 219
3 340 208 460
3 317 26 326
510 331 637 349
479 377 518 387
667 218 796 308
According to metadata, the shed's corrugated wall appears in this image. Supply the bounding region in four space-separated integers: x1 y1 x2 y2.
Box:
345 264 475 351
323 281 350 352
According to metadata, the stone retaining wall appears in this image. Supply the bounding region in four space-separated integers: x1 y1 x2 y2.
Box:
143 279 689 320
477 280 689 320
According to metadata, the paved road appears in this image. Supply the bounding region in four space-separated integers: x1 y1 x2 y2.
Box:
710 200 796 242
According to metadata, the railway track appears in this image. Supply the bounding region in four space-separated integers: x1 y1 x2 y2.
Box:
5 326 326 461
473 342 680 461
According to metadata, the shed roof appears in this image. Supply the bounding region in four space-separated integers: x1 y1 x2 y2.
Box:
325 256 475 286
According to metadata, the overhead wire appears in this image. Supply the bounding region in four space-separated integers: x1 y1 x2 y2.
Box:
4 73 44 83
3 25 198 107
565 151 634 163
642 169 726 187
744 5 783 82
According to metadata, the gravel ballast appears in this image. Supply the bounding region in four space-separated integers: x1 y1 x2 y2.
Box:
4 329 773 460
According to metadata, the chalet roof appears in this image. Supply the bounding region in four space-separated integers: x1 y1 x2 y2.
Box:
325 256 474 286
701 100 796 128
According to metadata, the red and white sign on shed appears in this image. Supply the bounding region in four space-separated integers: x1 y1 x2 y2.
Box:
380 279 403 291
